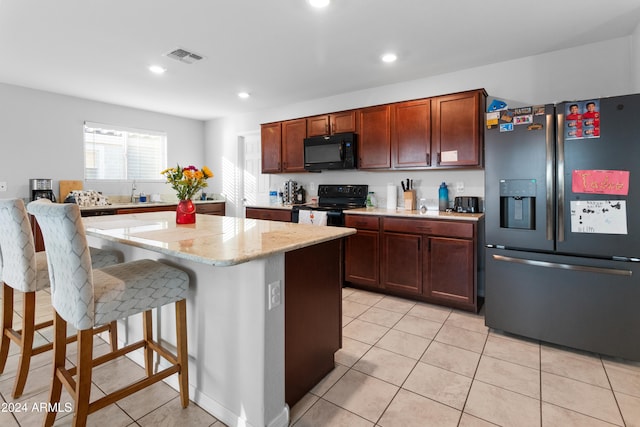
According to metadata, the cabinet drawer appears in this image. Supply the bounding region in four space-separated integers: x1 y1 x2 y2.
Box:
345 215 380 231
197 203 225 216
383 217 473 239
246 208 292 222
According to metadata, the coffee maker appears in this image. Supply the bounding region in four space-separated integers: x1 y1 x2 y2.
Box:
30 178 56 202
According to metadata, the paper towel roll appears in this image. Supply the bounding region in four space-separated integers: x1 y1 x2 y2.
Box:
386 184 397 209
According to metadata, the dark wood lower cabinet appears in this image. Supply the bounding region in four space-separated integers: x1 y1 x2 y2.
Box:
424 236 475 310
245 207 292 222
344 215 380 288
285 239 342 407
344 213 480 312
381 232 422 295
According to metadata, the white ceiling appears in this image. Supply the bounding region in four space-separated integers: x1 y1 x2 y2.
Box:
1 0 639 121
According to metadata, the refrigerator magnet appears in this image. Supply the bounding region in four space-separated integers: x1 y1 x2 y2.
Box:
527 123 543 131
514 114 533 125
533 105 546 115
499 123 514 132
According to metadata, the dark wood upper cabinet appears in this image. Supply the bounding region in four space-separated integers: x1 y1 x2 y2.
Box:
432 89 486 168
391 99 432 168
306 110 357 137
260 88 486 173
357 105 391 169
261 122 282 173
282 118 306 172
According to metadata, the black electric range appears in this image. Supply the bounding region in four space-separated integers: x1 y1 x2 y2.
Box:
292 184 368 226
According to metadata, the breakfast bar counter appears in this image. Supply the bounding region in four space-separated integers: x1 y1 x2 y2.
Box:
82 212 355 427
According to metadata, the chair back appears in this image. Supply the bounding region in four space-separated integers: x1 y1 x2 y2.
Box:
26 201 95 329
0 199 39 292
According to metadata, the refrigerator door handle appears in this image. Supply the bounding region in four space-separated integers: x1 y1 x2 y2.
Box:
492 254 633 277
556 111 565 242
546 111 555 241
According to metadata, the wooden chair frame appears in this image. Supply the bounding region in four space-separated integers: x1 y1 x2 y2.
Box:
0 283 116 398
43 299 188 427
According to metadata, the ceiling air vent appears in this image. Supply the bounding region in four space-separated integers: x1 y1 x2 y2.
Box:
165 48 205 64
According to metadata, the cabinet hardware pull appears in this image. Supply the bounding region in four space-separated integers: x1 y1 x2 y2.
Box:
492 254 632 276
426 153 430 166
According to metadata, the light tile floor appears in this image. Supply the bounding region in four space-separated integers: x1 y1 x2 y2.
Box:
2 286 640 426
289 287 640 427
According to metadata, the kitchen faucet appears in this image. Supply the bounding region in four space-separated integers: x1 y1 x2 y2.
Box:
131 180 137 203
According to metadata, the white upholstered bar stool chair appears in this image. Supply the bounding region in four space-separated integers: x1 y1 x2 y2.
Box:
0 198 120 398
27 201 190 427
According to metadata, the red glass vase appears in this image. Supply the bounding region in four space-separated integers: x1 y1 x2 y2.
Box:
176 199 196 224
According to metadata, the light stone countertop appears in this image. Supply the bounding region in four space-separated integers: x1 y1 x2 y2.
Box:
345 207 484 221
82 211 355 266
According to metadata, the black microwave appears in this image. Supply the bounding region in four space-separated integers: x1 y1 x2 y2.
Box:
303 132 357 171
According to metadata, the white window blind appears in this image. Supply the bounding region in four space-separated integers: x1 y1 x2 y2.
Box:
84 121 167 180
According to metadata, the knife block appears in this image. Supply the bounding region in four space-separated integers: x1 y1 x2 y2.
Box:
403 190 416 210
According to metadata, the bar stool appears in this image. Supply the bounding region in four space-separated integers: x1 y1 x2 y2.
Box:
27 201 190 427
0 198 120 398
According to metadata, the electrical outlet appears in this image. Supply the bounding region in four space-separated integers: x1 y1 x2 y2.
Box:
268 281 281 310
456 182 464 193
0 182 6 192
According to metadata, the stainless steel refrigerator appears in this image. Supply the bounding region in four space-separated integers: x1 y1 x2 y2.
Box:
484 94 640 361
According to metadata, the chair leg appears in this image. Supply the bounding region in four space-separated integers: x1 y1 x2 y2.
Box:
175 299 189 408
143 310 153 377
0 283 14 374
44 312 67 427
12 291 36 398
108 321 118 352
72 329 93 427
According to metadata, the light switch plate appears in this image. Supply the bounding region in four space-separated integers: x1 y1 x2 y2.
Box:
0 182 6 192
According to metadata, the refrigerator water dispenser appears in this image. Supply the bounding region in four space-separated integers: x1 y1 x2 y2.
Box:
499 179 536 229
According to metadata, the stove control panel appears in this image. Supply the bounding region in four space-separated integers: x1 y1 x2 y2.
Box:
317 184 368 198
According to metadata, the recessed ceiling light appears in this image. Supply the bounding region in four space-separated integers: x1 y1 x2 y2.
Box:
381 53 397 63
149 65 166 75
309 0 330 8
238 92 250 99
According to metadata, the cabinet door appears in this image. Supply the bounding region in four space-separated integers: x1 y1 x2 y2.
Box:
381 232 422 295
432 90 485 167
358 105 391 169
282 118 306 172
261 122 282 173
306 115 330 137
424 236 474 308
344 229 380 288
331 110 357 134
392 99 431 168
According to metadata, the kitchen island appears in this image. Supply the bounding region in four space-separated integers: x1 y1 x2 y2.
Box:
82 212 355 427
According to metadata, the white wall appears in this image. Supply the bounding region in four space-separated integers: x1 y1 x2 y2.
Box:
205 36 635 217
0 83 204 201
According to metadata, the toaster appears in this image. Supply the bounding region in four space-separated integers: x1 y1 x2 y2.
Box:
454 196 479 213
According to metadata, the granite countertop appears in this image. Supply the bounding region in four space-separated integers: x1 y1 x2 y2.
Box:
345 207 484 221
83 211 355 266
80 199 225 211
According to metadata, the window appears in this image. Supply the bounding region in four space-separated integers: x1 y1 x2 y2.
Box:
84 122 167 180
